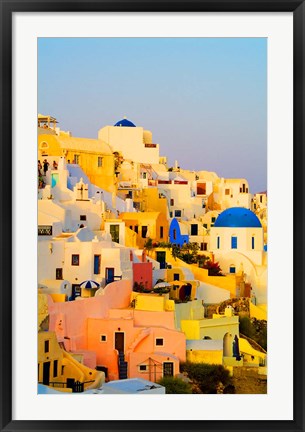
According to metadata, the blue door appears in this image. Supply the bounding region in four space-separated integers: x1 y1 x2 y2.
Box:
105 268 114 284
51 173 59 188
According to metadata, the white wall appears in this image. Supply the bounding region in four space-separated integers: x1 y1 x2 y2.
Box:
210 226 264 266
98 126 159 165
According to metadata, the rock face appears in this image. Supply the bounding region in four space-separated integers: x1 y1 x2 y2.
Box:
217 297 250 316
232 367 267 394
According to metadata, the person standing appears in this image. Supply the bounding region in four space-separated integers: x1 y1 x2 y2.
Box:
43 159 49 176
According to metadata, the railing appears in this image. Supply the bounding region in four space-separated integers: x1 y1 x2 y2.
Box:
43 379 95 393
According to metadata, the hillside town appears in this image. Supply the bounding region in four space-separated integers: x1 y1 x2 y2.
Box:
37 114 267 394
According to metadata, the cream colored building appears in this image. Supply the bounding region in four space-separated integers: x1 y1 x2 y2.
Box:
38 134 115 192
98 118 160 165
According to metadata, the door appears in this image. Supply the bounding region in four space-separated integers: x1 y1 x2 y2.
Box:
115 332 124 352
110 225 120 243
51 173 59 188
71 284 81 300
156 251 166 269
105 268 115 284
43 361 51 385
163 362 174 377
94 255 101 274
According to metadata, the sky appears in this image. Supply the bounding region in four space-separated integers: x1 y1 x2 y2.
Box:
38 37 267 193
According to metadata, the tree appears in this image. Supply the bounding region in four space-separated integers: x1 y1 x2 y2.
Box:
203 260 223 276
144 238 153 256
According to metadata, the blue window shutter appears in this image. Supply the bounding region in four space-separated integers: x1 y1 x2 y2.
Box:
231 236 237 249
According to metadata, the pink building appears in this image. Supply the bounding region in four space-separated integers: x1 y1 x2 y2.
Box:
48 280 186 382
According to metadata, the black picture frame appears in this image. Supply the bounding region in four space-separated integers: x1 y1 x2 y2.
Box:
1 1 304 431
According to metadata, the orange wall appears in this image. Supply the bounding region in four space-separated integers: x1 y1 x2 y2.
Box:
48 280 133 351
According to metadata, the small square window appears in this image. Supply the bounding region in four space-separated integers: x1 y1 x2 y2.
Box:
98 156 103 167
139 365 148 372
211 217 216 223
156 338 164 346
225 189 230 195
80 215 87 221
71 254 80 266
100 335 107 342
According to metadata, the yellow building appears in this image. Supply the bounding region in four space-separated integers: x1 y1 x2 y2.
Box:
38 134 115 192
120 212 169 249
186 340 223 365
38 331 104 392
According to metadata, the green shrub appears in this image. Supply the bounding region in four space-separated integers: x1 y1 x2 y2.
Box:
180 362 233 394
157 376 192 394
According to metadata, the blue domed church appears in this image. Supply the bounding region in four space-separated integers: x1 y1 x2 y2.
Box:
210 207 266 304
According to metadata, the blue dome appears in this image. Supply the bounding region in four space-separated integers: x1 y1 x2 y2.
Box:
114 118 136 127
214 207 262 228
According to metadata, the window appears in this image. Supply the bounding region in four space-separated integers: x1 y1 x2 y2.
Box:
53 360 58 378
56 268 63 280
74 155 80 164
225 188 230 195
38 225 52 236
160 226 164 239
170 198 174 206
71 254 80 266
197 183 206 195
173 273 180 281
134 225 139 234
254 204 257 210
44 340 49 353
217 236 220 249
203 223 208 229
100 335 107 342
141 226 148 238
175 210 181 217
142 172 147 179
156 338 164 346
231 236 238 249
80 215 87 221
229 265 236 274
191 224 198 236
252 236 255 249
173 229 177 240
203 242 208 251
260 195 263 203
211 217 216 223
139 365 148 372
94 255 101 274
98 156 103 167
170 212 173 218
